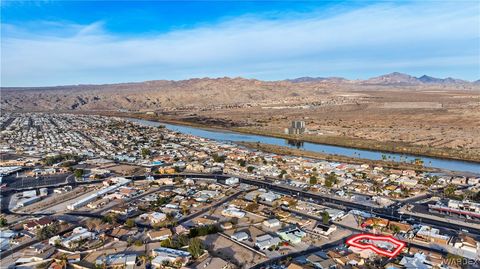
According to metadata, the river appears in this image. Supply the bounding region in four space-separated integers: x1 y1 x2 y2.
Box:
128 118 480 174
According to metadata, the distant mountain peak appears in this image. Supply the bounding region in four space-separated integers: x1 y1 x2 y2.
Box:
286 76 348 83
364 72 418 85
364 72 471 85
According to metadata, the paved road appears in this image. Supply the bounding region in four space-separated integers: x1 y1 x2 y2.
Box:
237 177 480 237
4 172 480 249
7 172 476 236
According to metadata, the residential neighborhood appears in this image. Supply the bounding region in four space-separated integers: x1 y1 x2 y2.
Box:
0 113 479 268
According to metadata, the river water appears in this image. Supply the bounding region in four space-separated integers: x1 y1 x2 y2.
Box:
128 118 480 174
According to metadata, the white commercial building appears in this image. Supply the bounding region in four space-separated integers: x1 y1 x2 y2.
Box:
67 177 131 210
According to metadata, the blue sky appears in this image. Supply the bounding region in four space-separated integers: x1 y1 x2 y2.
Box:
1 1 479 86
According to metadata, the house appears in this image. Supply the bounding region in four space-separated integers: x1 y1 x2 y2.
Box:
119 187 137 197
62 227 96 248
173 224 190 235
287 263 308 269
110 205 131 216
255 234 281 250
313 223 337 237
192 216 218 226
263 218 281 228
225 177 239 185
95 253 137 268
399 253 430 269
452 234 479 254
306 253 337 269
151 247 192 267
0 230 16 251
222 208 245 218
397 177 418 187
23 217 55 231
415 226 450 245
324 209 345 221
277 227 307 244
388 221 412 234
361 218 389 230
148 229 173 241
191 256 232 269
147 212 167 224
259 191 279 202
109 227 132 240
221 222 233 230
66 253 81 263
231 232 249 241
156 177 174 185
184 178 195 185
335 253 364 266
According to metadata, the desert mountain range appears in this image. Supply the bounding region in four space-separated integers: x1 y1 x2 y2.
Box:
2 72 479 111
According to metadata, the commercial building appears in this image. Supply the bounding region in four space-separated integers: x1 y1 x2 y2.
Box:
285 121 306 135
67 177 131 210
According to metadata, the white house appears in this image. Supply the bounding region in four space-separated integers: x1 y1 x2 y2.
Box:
313 224 337 237
225 177 239 185
255 234 281 250
222 208 245 218
151 247 192 267
231 232 249 241
263 219 281 228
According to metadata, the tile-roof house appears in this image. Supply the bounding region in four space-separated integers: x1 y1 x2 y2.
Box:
24 217 55 231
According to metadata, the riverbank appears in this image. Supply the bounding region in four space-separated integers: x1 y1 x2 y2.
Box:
231 127 480 164
237 141 436 172
111 112 480 163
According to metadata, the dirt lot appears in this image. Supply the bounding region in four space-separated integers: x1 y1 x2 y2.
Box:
201 233 267 268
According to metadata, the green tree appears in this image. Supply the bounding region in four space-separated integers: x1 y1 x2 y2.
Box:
74 169 84 178
390 225 401 234
444 184 457 198
188 238 204 258
309 175 317 185
247 166 255 173
188 224 219 238
102 213 119 224
0 217 8 227
237 159 246 167
125 218 136 228
212 154 226 163
325 172 337 188
141 148 151 158
36 223 59 240
322 211 330 225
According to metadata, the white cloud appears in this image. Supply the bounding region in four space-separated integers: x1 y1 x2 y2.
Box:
1 1 479 86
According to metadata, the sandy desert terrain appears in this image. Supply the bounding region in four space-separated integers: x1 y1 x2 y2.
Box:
2 73 480 161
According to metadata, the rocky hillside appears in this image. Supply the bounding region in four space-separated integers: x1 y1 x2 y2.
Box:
2 73 478 111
